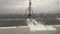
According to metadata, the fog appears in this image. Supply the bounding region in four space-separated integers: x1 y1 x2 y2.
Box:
0 0 60 14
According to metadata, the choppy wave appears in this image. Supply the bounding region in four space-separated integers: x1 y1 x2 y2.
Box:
26 18 56 31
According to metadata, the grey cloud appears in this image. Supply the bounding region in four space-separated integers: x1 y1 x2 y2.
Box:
0 0 27 14
0 0 60 14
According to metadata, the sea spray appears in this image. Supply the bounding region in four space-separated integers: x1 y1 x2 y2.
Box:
26 18 56 31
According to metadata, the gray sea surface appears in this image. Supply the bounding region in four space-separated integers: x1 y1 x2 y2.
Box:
0 19 60 34
0 25 60 34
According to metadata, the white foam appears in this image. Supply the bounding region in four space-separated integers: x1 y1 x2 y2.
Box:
0 26 28 29
26 18 56 31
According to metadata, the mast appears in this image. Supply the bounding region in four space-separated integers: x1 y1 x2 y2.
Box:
25 0 33 19
28 0 32 18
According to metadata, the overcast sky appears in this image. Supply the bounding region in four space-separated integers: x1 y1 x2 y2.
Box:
0 0 60 14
